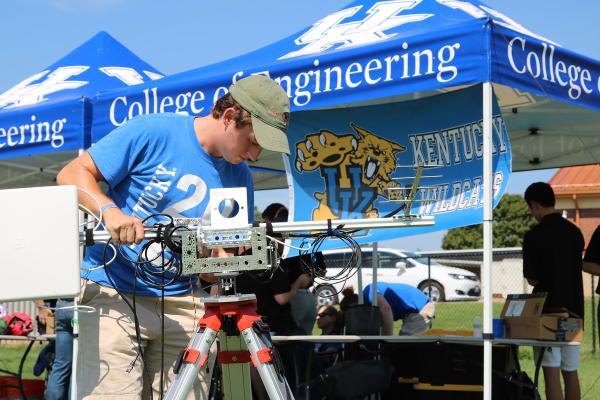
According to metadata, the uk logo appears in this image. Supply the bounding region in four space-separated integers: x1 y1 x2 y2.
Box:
279 0 432 60
0 66 89 110
0 66 164 110
294 123 406 221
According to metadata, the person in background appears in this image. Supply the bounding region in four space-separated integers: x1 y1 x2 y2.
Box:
261 204 318 335
339 284 434 335
362 282 434 335
46 299 74 400
261 202 286 224
583 225 600 345
523 181 584 400
34 299 55 335
247 203 313 335
236 203 315 396
339 287 359 315
314 305 343 368
34 298 74 400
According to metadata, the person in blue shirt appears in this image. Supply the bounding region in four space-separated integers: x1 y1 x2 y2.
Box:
57 75 290 399
363 282 435 335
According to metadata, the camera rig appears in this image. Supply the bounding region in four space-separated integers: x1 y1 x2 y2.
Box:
182 215 434 275
86 214 434 275
85 184 436 278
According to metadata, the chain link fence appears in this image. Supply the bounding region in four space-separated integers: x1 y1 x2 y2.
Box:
3 247 597 344
310 246 598 349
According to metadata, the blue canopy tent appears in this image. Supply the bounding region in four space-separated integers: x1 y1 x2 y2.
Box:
0 31 164 188
89 1 600 397
91 1 600 172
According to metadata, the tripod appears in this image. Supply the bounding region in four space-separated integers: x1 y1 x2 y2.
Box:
95 212 433 399
164 276 294 400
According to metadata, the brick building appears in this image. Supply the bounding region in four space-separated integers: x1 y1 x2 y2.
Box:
549 165 600 245
549 165 600 296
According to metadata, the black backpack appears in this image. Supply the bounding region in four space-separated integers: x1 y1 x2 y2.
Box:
504 370 541 400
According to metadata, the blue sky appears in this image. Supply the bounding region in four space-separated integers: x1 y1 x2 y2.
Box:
1 0 599 250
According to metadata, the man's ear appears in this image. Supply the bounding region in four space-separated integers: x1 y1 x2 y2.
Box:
528 201 542 220
221 107 236 127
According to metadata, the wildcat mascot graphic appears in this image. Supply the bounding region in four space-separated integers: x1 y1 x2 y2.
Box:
294 123 406 220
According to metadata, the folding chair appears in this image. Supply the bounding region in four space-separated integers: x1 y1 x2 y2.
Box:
342 304 384 361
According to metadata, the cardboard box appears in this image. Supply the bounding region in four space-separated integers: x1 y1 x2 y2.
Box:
500 293 582 342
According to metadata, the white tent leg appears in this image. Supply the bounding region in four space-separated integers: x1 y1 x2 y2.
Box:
70 148 83 400
372 242 378 307
358 247 364 305
70 300 79 400
482 82 493 400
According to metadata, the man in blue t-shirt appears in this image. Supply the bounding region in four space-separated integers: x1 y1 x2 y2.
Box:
57 75 291 399
363 282 435 335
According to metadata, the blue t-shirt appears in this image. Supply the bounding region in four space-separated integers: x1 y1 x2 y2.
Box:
363 282 429 320
83 113 254 296
315 329 343 353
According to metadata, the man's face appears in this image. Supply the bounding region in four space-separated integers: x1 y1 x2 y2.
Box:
316 308 335 329
221 111 263 164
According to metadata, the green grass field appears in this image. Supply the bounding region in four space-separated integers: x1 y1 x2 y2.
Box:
0 341 48 380
2 300 600 398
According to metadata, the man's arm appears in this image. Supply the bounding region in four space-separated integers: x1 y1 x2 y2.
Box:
273 273 312 305
57 152 144 245
34 300 52 326
583 261 600 276
584 226 600 277
522 232 540 287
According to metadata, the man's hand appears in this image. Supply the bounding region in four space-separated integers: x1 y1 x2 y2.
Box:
103 208 145 245
296 273 313 289
37 306 53 325
583 261 600 276
200 273 218 283
527 278 539 286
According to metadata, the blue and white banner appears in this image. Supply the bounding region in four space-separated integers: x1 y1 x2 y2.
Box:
0 31 163 160
0 99 87 158
91 12 489 140
288 85 511 250
491 24 600 112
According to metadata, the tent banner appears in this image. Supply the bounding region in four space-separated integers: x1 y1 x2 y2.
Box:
91 21 489 141
287 85 511 252
0 99 87 159
492 24 600 112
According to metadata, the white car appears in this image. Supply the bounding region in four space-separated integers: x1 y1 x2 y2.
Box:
312 247 481 306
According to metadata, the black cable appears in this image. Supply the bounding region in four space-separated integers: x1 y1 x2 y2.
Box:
101 239 145 371
160 268 165 399
98 213 188 376
131 255 144 375
290 228 362 301
383 203 406 218
116 214 188 289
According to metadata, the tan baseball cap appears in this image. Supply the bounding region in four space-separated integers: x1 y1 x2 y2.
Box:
229 75 291 154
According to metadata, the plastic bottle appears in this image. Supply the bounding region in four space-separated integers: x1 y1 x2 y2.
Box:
473 315 482 337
